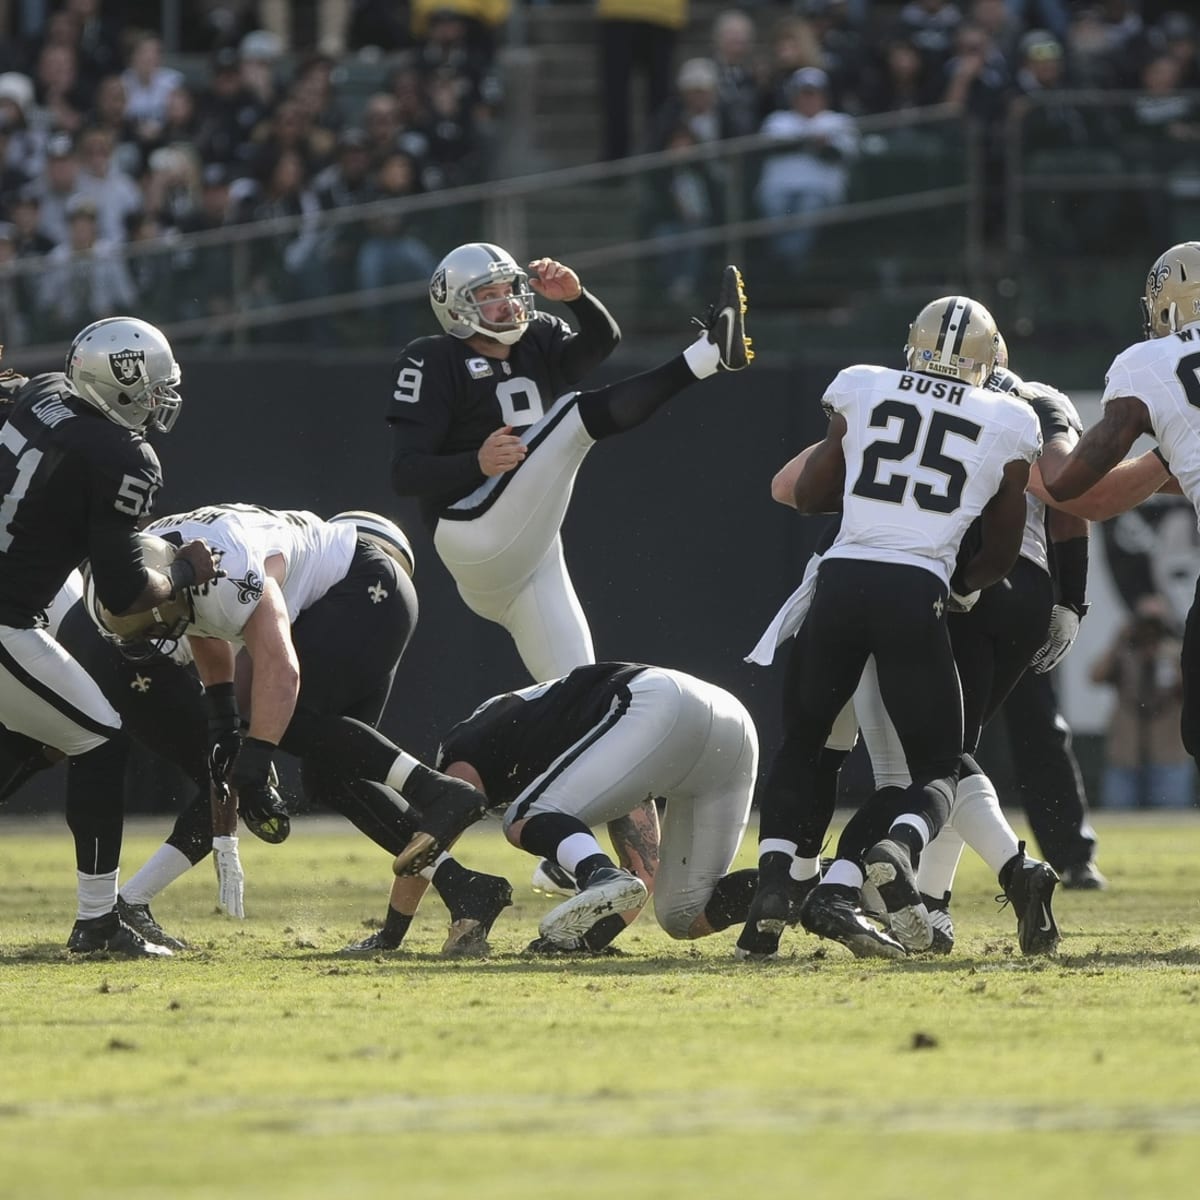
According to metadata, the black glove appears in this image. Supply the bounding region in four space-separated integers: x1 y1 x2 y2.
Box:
233 736 290 844
204 682 241 787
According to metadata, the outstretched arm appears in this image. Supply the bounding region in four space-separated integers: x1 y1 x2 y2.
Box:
1040 395 1153 503
792 413 848 514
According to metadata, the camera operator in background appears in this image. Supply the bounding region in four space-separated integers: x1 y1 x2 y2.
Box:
1090 594 1196 810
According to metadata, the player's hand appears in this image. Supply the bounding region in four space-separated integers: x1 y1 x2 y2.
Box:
478 425 527 477
175 539 225 588
1030 604 1082 673
527 258 582 303
209 731 241 787
213 835 245 918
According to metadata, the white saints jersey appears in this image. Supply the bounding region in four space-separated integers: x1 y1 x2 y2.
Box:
823 365 1043 586
1103 324 1200 527
144 503 357 643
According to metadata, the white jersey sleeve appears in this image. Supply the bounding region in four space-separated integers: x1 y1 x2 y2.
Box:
1102 329 1200 523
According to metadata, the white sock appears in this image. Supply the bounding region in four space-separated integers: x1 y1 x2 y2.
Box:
683 334 719 379
949 773 1019 876
121 845 192 905
77 869 119 920
759 838 797 861
824 859 864 890
419 852 451 883
556 831 606 875
384 752 420 805
916 828 966 900
890 814 929 851
791 855 821 881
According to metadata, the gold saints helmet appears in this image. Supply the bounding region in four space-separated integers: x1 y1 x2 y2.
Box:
904 296 1000 388
82 534 194 659
1142 242 1200 339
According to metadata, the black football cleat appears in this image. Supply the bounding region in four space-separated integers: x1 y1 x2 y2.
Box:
393 770 488 876
799 883 906 959
116 896 188 951
864 837 933 952
67 912 173 958
1000 841 1060 955
693 265 753 371
1059 861 1108 891
341 928 405 954
734 880 791 961
922 892 955 955
442 870 514 958
530 858 577 898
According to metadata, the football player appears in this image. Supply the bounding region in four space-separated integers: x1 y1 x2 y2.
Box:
1040 241 1200 771
387 243 752 684
0 318 221 957
89 504 496 942
422 662 759 954
740 296 1042 960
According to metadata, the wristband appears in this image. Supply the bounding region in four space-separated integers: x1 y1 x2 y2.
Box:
204 681 238 737
168 557 197 597
1052 535 1089 616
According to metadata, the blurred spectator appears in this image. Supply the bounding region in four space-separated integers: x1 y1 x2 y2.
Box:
1124 54 1200 168
638 123 719 307
0 220 32 346
898 0 964 76
941 22 1010 125
174 162 245 323
859 36 940 114
648 57 741 153
1005 0 1071 44
123 208 176 318
0 75 39 174
33 41 87 135
1011 30 1090 151
247 97 336 178
291 53 346 137
75 124 142 243
120 34 184 141
756 66 859 271
193 47 270 166
236 29 285 116
87 74 141 176
140 144 202 231
800 0 866 112
423 64 486 187
416 6 504 121
35 193 136 338
709 8 764 139
760 15 823 117
350 0 418 52
30 130 81 246
1090 0 1146 87
1149 12 1200 89
411 1 510 72
597 0 689 162
0 118 31 202
1066 4 1124 88
5 187 54 257
1090 594 1195 809
258 0 353 56
66 0 123 91
361 91 405 162
313 126 375 291
967 0 1022 61
245 146 325 311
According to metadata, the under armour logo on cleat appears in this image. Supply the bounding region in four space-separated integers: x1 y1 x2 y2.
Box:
368 581 388 604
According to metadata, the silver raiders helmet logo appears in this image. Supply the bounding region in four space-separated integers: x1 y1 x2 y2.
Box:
109 348 147 388
430 267 448 304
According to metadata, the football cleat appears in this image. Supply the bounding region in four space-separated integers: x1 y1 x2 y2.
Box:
864 838 933 953
67 912 173 958
341 928 405 954
734 880 791 961
799 883 906 959
442 870 514 958
116 896 188 951
393 771 488 876
1059 861 1108 891
530 858 577 898
693 265 753 371
999 841 1060 956
537 866 647 949
922 892 955 955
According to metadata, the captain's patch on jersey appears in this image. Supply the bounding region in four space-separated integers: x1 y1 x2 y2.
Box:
466 357 493 379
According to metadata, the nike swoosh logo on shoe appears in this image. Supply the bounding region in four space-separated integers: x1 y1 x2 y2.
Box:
1039 906 1053 932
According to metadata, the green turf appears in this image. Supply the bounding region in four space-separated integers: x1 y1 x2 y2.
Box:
2 813 1199 1199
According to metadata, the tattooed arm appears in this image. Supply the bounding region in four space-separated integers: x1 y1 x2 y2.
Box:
607 797 660 894
1040 395 1153 502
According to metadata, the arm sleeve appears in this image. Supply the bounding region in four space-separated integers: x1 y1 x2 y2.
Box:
555 289 622 384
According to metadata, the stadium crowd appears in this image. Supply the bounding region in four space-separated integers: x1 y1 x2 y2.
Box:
0 1 1196 343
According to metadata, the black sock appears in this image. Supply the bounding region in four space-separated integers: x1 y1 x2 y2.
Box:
581 913 627 950
518 811 594 860
703 868 759 931
888 823 926 866
431 857 470 902
575 357 695 439
382 906 413 940
574 853 615 890
758 850 793 888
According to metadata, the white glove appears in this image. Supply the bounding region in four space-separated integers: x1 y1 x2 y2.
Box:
948 588 981 613
1030 605 1082 674
213 835 245 919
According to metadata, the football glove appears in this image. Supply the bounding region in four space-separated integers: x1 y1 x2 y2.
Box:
233 736 290 844
212 835 245 918
1030 604 1082 674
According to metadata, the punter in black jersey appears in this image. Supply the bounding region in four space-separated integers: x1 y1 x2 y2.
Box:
0 317 220 957
387 243 753 682
428 662 760 954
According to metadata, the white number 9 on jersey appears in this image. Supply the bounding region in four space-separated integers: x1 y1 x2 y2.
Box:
393 367 423 404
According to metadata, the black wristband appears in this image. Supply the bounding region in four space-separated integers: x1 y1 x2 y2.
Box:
1053 535 1089 615
233 736 276 788
168 557 197 597
1153 446 1170 470
204 682 238 737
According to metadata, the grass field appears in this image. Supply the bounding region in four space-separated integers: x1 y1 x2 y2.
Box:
2 812 1199 1200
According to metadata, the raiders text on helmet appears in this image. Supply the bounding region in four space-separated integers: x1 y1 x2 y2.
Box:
66 317 182 433
429 243 536 345
329 510 416 578
904 296 1000 389
83 534 193 658
1142 242 1200 339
